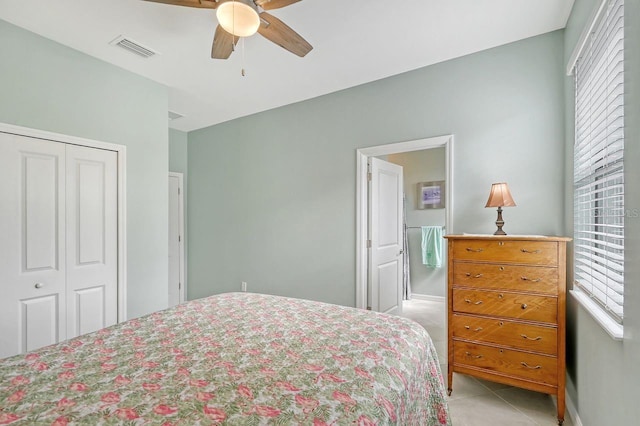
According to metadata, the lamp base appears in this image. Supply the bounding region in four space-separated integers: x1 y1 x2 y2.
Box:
494 206 507 235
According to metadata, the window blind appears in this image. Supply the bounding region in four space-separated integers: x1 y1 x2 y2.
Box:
573 0 625 323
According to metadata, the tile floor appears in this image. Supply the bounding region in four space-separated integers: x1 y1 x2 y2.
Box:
401 299 573 426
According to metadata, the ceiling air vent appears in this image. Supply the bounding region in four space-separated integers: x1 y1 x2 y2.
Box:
168 111 184 121
109 35 158 58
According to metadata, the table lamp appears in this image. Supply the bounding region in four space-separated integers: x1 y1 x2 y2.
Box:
485 182 516 235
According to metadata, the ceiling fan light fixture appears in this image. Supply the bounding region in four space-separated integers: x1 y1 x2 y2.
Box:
216 0 261 37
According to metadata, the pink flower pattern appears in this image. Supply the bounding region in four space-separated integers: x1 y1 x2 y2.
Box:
100 392 120 404
51 416 69 426
154 404 178 416
0 292 450 424
203 405 226 423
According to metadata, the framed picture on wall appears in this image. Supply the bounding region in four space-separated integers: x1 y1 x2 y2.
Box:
417 181 445 209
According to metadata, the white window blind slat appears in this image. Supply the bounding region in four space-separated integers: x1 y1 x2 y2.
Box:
573 0 625 324
575 258 624 284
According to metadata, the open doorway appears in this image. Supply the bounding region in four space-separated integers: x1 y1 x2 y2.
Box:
385 149 447 301
356 135 453 360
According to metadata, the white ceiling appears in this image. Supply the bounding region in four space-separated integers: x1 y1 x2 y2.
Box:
0 0 574 132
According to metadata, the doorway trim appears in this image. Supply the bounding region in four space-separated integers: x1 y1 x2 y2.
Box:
355 135 454 309
169 172 186 304
0 122 128 322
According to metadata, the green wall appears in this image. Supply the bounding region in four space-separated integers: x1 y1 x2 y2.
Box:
0 20 169 319
563 0 640 424
169 128 188 175
187 30 566 306
387 149 446 298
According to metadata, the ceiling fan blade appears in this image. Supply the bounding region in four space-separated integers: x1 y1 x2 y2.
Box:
255 0 301 11
143 0 218 9
257 11 312 57
211 25 238 59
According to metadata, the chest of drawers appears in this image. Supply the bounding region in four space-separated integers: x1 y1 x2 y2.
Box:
445 235 570 425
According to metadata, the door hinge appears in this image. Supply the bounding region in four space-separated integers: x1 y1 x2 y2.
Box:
178 282 181 289
178 235 181 242
367 239 371 248
178 187 180 195
366 306 372 311
367 172 372 181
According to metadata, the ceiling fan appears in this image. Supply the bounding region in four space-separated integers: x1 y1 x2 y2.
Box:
144 0 312 59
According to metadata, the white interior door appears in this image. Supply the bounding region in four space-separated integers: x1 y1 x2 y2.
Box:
65 144 118 338
0 133 67 358
168 173 184 307
368 157 404 315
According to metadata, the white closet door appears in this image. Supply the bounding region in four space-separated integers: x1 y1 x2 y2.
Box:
65 144 118 338
0 133 67 359
168 174 182 307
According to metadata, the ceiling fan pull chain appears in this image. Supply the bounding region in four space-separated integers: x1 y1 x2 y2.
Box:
232 0 246 76
241 37 247 76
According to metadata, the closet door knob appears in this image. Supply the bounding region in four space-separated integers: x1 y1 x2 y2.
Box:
34 283 43 289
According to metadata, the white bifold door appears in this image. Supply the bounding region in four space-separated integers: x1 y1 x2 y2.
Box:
0 133 117 359
65 145 118 338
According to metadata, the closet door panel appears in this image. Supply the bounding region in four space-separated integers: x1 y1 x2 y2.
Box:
75 286 106 336
24 154 60 270
0 133 66 359
20 295 60 353
66 144 118 338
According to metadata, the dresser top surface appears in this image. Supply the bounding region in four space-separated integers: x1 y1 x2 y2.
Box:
444 234 572 242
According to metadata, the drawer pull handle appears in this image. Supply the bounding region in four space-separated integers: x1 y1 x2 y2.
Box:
521 334 542 341
521 304 528 309
521 276 541 283
466 248 484 252
499 321 504 326
521 362 542 370
465 351 483 359
464 325 470 329
499 266 505 271
498 294 504 299
474 327 483 332
464 299 483 305
465 273 484 278
520 248 541 254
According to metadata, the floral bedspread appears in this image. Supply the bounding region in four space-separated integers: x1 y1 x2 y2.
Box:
0 292 450 425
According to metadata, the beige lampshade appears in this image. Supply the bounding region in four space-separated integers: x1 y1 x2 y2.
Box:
217 0 260 37
485 183 516 208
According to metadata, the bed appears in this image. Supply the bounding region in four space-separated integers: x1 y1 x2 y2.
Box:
0 292 450 425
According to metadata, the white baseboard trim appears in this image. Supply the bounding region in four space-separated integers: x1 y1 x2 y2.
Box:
409 294 445 303
565 389 582 426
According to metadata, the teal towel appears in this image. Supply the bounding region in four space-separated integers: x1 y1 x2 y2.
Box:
422 226 443 268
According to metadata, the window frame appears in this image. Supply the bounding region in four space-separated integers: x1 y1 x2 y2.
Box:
568 0 625 340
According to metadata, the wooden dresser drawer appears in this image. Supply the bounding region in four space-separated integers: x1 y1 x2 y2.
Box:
452 240 558 266
452 314 557 355
453 288 557 323
453 341 558 386
453 263 558 295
